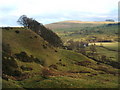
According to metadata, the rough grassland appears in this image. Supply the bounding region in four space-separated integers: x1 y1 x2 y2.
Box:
2 28 119 88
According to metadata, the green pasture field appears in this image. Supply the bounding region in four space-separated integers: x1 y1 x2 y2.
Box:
90 42 118 51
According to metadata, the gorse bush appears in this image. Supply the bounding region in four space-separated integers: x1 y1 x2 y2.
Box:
41 67 53 78
2 43 22 76
15 30 20 34
33 57 44 65
15 52 33 62
20 65 33 71
75 60 91 66
2 53 22 76
49 64 58 69
15 51 44 65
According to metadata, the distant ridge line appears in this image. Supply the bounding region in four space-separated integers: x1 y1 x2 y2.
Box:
52 20 117 24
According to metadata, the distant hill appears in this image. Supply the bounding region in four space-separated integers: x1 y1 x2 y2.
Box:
45 20 117 30
52 20 117 24
45 21 119 43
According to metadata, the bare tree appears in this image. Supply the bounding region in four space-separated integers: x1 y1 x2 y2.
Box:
89 44 97 54
17 15 29 28
17 15 41 33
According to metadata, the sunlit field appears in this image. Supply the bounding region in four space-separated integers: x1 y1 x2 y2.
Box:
90 42 118 51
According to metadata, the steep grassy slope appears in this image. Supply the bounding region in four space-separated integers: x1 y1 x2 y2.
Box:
3 28 60 66
2 27 119 88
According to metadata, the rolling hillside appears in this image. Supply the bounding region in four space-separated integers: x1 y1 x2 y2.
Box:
2 27 119 88
45 20 119 67
45 21 118 42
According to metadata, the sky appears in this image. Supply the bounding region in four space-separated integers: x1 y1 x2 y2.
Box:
0 0 119 26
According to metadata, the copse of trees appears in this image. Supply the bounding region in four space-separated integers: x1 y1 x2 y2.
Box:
17 15 63 47
67 39 88 49
105 19 115 22
66 39 88 55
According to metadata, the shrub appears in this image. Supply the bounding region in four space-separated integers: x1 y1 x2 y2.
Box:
54 50 58 52
34 58 44 65
30 36 33 39
43 45 47 49
20 65 33 71
41 67 53 78
2 53 22 76
59 59 62 61
34 36 37 38
56 62 66 66
15 52 33 62
75 60 91 66
3 56 18 69
2 27 12 30
49 64 58 69
15 52 44 65
2 74 8 81
13 70 22 77
15 30 20 34
100 55 107 61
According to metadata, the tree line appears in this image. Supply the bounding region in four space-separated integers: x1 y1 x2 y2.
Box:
17 15 63 47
